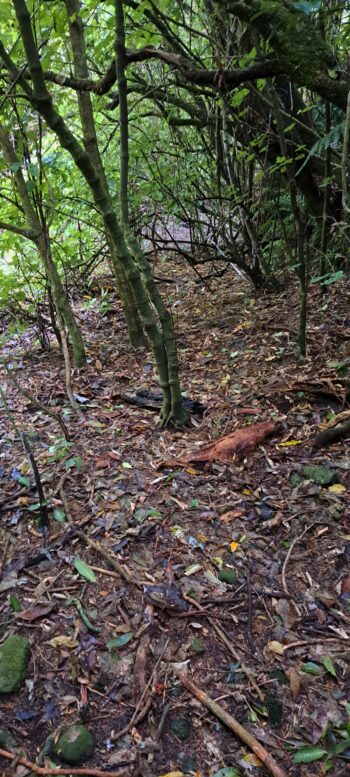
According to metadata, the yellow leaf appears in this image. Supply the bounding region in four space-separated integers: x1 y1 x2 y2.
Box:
278 440 302 447
17 496 30 506
230 541 239 552
328 483 346 494
267 640 284 655
47 635 78 649
158 773 184 777
242 753 263 766
185 467 200 475
242 488 252 495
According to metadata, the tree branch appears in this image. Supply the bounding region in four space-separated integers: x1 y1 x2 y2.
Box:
0 220 38 239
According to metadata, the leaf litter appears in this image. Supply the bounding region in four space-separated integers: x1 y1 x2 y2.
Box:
0 267 350 776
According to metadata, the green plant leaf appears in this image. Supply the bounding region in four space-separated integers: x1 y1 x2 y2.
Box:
293 746 327 763
64 456 83 470
301 662 321 675
73 558 96 583
17 475 30 487
213 768 242 777
334 737 350 755
323 655 337 677
9 594 21 612
106 632 134 649
53 508 66 523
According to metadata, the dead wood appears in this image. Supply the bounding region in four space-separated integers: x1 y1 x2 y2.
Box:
313 418 350 448
173 666 288 777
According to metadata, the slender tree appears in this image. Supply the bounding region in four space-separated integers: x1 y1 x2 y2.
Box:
0 120 86 368
4 0 187 426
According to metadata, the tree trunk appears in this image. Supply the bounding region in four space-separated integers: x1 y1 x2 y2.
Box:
64 0 145 348
114 0 187 425
12 0 187 427
0 120 86 368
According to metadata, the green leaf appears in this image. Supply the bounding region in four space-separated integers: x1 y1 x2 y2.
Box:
106 632 134 649
9 594 21 612
301 662 321 675
28 502 46 512
17 475 30 487
73 558 96 583
9 161 22 172
334 737 350 755
53 508 66 523
64 456 83 470
323 655 337 677
231 87 249 108
293 746 327 763
213 769 242 777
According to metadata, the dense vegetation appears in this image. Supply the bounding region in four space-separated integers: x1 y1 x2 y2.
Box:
0 0 349 418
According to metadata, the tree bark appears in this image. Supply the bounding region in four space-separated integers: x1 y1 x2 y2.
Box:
0 121 86 368
64 0 145 348
11 0 187 427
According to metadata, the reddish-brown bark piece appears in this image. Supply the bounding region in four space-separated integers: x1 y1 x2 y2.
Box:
189 421 276 463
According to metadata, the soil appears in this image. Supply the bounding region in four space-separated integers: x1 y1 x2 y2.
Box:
0 263 349 777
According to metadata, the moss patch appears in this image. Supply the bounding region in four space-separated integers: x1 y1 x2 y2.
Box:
53 725 94 765
0 634 30 694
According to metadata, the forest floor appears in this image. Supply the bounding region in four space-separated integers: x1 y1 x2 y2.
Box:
0 262 350 777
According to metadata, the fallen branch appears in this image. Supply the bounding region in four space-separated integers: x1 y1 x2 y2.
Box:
173 667 288 777
313 418 350 448
0 748 125 777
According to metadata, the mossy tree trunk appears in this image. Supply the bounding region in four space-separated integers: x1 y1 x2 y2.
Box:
64 0 145 348
11 0 187 426
114 0 187 425
0 120 86 369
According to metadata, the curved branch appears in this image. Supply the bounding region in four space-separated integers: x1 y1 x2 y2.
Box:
39 51 280 94
0 220 38 239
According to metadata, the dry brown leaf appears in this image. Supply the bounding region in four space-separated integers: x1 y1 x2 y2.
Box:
287 667 301 699
17 604 54 622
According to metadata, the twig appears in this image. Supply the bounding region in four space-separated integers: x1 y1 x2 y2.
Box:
21 431 50 529
281 525 314 596
0 748 125 777
183 594 264 700
1 358 69 439
156 703 170 740
76 529 133 584
247 562 254 653
110 695 153 742
0 387 49 529
0 533 10 579
59 487 133 583
173 667 288 777
110 637 169 741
